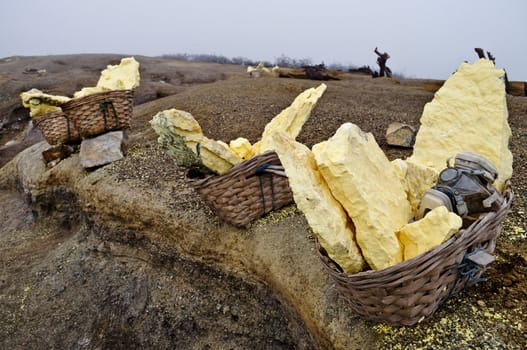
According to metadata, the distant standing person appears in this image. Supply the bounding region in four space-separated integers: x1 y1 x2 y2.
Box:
374 47 392 77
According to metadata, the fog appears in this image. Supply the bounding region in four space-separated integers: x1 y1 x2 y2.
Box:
1 0 526 80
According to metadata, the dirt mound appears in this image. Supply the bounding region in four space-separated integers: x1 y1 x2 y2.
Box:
1 54 526 349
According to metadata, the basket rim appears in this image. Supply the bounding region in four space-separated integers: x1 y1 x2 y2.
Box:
63 89 134 108
185 150 280 186
33 110 68 125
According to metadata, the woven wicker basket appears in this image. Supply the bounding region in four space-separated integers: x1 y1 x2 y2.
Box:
33 110 81 145
318 183 513 326
185 151 294 228
62 90 134 137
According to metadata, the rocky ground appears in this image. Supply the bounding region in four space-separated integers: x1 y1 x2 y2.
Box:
0 55 526 349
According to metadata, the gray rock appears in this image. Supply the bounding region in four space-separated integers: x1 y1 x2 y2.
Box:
79 131 124 168
385 122 416 148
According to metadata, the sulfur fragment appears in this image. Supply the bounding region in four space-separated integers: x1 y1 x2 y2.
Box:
391 158 439 215
397 206 462 260
229 137 254 160
253 83 326 154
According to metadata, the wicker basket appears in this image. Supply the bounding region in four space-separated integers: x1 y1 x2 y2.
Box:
185 151 294 228
33 110 81 145
62 90 134 137
318 183 513 326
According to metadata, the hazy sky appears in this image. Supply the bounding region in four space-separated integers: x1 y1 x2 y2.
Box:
1 0 526 80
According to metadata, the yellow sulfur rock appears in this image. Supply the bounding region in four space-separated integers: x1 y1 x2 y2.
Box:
150 108 241 174
19 88 71 118
408 59 512 192
229 137 254 160
391 158 439 215
397 206 462 260
199 136 243 174
253 83 327 154
74 57 140 98
270 132 365 273
217 140 230 150
72 87 103 98
313 123 411 270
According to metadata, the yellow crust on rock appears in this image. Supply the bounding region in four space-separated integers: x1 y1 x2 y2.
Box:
150 108 241 174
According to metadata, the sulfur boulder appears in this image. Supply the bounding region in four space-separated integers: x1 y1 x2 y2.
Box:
408 59 512 192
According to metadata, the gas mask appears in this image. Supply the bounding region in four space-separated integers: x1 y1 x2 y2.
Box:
416 151 503 220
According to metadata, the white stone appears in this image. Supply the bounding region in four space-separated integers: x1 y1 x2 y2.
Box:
408 59 512 192
313 123 411 270
270 132 365 273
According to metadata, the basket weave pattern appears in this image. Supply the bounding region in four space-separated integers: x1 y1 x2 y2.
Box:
33 110 81 145
185 151 294 227
318 183 513 326
62 90 134 137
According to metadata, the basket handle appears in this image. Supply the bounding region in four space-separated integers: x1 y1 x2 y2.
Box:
65 115 73 142
254 163 287 177
99 100 120 131
253 162 288 214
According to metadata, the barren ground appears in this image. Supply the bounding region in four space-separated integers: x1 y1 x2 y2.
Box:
0 55 526 349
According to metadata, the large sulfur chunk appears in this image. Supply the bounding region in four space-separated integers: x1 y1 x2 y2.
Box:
74 57 141 98
150 109 242 174
313 123 411 270
270 132 365 273
19 88 71 118
253 83 326 154
397 206 462 260
408 59 512 192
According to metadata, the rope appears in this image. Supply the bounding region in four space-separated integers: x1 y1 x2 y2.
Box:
258 173 267 213
99 100 119 131
439 246 490 310
457 247 490 283
255 163 271 175
65 115 72 142
255 162 277 214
